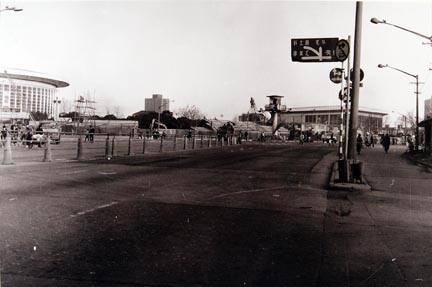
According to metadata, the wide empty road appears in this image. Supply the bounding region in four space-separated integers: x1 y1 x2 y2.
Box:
0 143 336 286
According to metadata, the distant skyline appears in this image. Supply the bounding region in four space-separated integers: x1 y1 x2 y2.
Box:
1 1 432 122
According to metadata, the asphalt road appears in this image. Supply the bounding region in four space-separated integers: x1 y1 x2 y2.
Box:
0 143 336 286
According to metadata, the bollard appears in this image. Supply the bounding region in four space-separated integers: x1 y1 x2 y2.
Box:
233 136 237 145
159 136 164 153
221 137 224 147
142 136 146 154
127 135 132 156
192 135 196 149
1 134 14 165
43 135 52 162
76 136 83 160
111 136 115 157
208 136 211 148
173 135 177 151
184 135 187 150
105 135 110 158
200 135 203 148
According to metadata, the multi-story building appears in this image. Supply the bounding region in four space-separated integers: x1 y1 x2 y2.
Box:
145 94 170 113
0 71 69 121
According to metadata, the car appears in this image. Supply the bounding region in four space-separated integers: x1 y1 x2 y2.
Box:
33 121 61 144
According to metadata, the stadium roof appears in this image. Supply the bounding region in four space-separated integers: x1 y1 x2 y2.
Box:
0 72 69 88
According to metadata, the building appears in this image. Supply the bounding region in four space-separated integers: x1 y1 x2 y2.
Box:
279 106 387 134
239 104 387 134
0 71 69 122
145 94 170 113
425 98 432 120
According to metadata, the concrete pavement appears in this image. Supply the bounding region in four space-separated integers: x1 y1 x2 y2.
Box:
320 144 432 286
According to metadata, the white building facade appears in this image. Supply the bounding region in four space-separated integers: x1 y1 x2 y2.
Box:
0 71 69 121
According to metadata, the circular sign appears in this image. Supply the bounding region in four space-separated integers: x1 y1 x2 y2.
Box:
349 68 365 82
338 87 352 102
335 39 350 62
329 68 343 84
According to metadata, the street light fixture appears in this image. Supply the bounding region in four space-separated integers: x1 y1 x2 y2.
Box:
378 63 419 150
1 6 23 12
371 17 432 42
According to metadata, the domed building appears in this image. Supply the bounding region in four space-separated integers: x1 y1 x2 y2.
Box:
0 70 69 122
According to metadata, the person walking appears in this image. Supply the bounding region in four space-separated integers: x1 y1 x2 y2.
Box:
382 133 391 154
370 134 375 148
89 125 95 143
356 134 363 155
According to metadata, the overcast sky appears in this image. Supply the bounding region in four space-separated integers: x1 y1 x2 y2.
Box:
0 1 431 121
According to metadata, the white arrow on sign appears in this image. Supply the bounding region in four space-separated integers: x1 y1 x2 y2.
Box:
301 46 332 61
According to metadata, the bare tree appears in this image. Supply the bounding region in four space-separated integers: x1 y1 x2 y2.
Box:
176 105 205 120
113 105 123 119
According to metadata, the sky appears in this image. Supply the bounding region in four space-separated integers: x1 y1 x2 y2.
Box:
0 1 431 123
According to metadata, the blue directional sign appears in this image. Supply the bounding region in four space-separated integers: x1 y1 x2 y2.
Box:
291 38 339 62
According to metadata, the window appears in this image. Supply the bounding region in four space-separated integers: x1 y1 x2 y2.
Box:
305 115 316 123
330 114 340 125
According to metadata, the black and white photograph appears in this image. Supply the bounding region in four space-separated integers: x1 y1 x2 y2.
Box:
1 1 432 286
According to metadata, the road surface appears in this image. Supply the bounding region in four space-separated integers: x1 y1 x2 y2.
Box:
1 143 336 286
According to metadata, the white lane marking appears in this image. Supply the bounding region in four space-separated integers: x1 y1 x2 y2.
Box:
98 171 117 175
61 169 88 175
70 201 118 218
210 186 287 199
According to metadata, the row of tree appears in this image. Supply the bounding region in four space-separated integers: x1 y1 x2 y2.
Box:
58 105 208 129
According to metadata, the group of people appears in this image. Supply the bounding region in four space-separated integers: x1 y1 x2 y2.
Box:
84 125 96 143
0 124 45 148
356 133 392 155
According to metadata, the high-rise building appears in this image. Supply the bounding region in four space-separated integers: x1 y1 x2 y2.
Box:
145 94 170 113
425 98 432 119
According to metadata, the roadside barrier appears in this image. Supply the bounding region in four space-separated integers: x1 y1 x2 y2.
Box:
1 133 244 163
43 136 52 162
76 136 83 160
2 134 14 165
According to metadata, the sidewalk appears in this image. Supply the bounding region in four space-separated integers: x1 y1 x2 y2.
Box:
322 145 432 286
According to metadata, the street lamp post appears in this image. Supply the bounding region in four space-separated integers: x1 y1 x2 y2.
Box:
0 5 22 126
378 64 419 150
371 17 432 43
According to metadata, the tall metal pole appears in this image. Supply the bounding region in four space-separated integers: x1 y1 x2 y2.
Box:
339 62 344 159
348 2 363 160
415 75 419 150
345 35 351 158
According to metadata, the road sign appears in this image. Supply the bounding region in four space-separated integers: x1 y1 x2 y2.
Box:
339 87 352 102
335 39 350 62
291 38 339 62
329 68 343 84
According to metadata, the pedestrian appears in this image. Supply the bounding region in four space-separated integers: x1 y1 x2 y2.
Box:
89 125 95 143
382 133 391 154
370 134 375 148
84 128 90 142
1 125 7 140
299 133 304 145
356 133 363 155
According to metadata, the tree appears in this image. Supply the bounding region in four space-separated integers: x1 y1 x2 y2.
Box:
177 105 205 121
103 114 117 120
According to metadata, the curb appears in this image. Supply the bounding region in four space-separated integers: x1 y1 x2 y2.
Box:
328 160 371 192
403 151 432 169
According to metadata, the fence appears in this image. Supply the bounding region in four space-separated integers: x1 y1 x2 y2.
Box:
0 132 243 164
